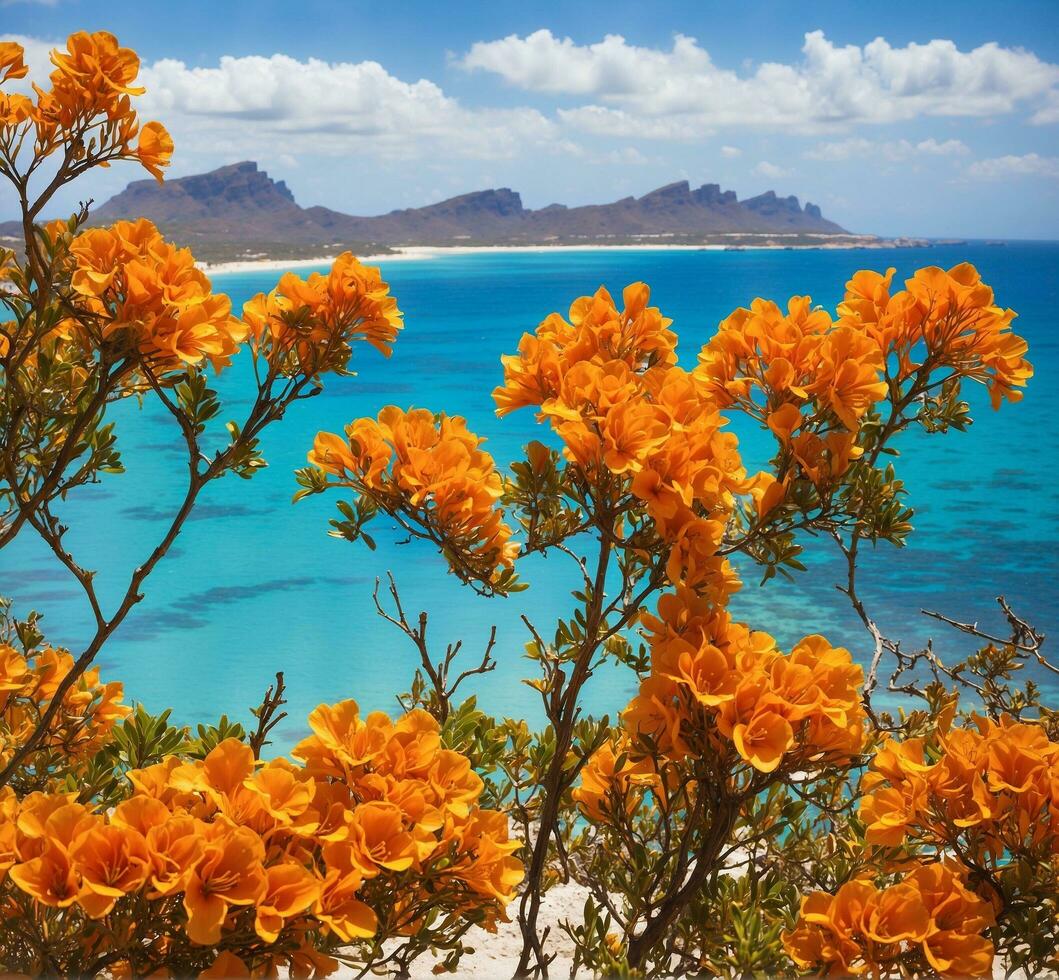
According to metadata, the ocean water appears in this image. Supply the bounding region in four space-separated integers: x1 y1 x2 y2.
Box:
3 243 1057 748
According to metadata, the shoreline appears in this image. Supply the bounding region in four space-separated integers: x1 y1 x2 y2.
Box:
200 237 928 276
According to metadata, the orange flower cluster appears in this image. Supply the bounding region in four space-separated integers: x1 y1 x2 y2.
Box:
493 282 748 593
0 42 32 128
783 863 995 977
572 737 660 823
68 219 244 375
0 642 129 770
838 263 1032 408
0 701 521 975
1 33 172 181
493 282 676 417
696 294 888 433
243 252 403 376
860 715 1059 858
310 407 517 577
695 264 1032 460
617 590 865 776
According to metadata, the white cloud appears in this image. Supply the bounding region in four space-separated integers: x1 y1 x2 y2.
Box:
966 153 1059 179
1031 92 1059 125
460 29 1059 135
136 54 556 161
0 37 558 163
753 161 789 178
461 31 711 96
805 137 970 161
720 145 742 158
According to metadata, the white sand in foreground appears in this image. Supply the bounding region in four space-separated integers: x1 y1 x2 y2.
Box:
328 883 585 979
201 237 893 276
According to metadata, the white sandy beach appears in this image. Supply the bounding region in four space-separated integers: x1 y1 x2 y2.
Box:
199 236 902 276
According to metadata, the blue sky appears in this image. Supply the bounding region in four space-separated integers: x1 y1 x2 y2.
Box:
3 0 1059 237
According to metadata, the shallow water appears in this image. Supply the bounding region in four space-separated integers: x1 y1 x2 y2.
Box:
3 243 1057 748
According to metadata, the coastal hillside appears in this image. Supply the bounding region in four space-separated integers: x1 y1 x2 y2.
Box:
75 161 850 255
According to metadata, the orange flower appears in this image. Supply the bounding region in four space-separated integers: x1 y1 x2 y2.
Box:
0 41 28 84
68 220 245 374
309 407 517 581
344 801 417 876
254 861 323 943
859 713 1057 872
170 736 256 804
314 869 377 941
599 400 668 474
428 749 485 819
622 675 688 759
494 284 674 419
730 709 793 773
307 429 373 480
806 325 887 430
695 295 831 408
0 644 30 712
448 809 524 906
655 639 736 709
71 824 151 917
49 31 145 107
182 827 267 945
9 844 80 908
144 814 204 897
293 699 390 777
0 91 33 127
16 796 95 852
246 759 315 826
911 863 996 976
136 120 173 182
493 333 562 415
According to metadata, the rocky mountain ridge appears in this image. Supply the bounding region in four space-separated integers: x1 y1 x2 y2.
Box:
79 161 850 249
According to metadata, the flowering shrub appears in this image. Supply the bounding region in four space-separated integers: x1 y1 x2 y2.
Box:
783 863 996 977
309 262 1053 978
0 619 521 976
855 713 1059 971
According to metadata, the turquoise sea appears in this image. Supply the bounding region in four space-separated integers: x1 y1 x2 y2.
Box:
3 243 1057 748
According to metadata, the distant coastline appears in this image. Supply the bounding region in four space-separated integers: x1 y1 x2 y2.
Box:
200 237 951 276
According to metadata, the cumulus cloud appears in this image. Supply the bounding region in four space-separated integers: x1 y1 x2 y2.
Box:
0 37 558 163
965 153 1059 179
136 54 556 160
805 137 970 161
460 29 1059 135
720 145 742 158
753 161 789 178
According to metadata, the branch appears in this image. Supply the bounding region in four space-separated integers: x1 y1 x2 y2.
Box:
249 671 288 758
375 572 497 725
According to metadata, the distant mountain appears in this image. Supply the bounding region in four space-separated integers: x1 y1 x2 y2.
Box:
77 161 849 251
